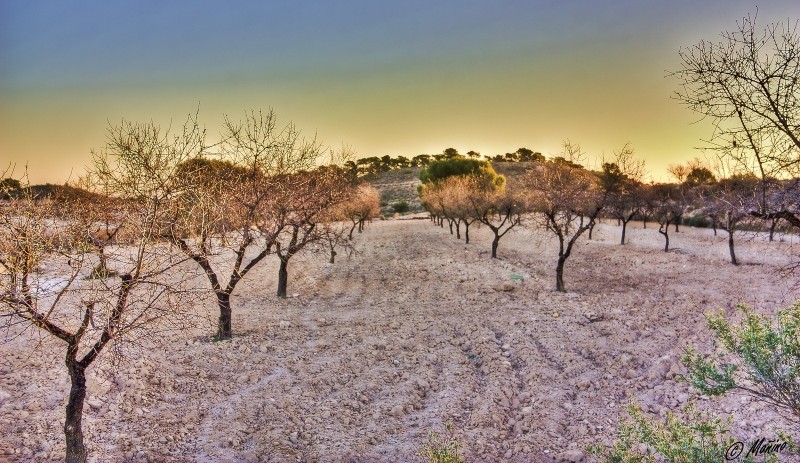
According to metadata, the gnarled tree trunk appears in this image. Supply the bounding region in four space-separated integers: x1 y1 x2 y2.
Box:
277 258 289 298
216 291 232 340
65 355 87 463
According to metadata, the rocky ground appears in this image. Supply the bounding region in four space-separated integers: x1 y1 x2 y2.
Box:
1 217 799 462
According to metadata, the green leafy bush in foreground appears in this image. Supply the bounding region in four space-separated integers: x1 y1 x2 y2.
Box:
592 303 799 462
682 304 800 425
587 402 780 463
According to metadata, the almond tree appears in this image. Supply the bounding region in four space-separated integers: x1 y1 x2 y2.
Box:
441 176 482 244
273 164 353 298
467 186 525 259
342 183 380 239
649 183 684 252
600 144 646 245
1 135 196 463
704 174 759 265
526 144 605 292
165 110 320 339
672 13 800 227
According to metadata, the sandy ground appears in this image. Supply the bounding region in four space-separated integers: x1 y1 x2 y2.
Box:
1 217 799 462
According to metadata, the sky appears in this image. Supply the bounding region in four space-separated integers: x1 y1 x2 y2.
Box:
1 1 799 184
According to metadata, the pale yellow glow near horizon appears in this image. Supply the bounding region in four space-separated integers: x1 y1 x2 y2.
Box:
1 40 713 185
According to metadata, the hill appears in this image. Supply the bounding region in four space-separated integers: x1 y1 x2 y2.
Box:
365 162 538 215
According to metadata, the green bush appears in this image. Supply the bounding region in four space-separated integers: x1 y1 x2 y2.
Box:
683 215 710 228
419 422 465 463
593 304 800 462
392 200 410 213
682 304 800 423
588 401 781 463
419 157 505 191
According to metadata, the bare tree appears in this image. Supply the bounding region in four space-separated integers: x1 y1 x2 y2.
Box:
526 143 605 292
272 164 353 298
649 184 684 252
164 110 320 339
672 13 800 226
600 143 646 245
467 186 524 258
1 158 194 462
706 175 760 264
341 184 380 240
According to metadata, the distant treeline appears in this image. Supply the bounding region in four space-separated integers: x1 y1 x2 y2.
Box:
347 147 545 177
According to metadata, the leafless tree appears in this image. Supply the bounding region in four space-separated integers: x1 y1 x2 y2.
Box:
705 175 759 264
1 158 195 462
164 110 322 338
340 183 380 240
672 12 800 227
272 164 354 298
467 186 524 258
526 143 605 292
600 143 646 244
649 184 684 252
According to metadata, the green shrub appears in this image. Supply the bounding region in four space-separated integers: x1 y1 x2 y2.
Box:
419 157 505 191
419 421 465 463
683 215 710 228
588 401 782 463
392 200 410 213
682 303 800 423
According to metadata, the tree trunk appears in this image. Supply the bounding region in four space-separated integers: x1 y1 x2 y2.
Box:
448 220 453 235
659 227 669 252
65 362 88 463
348 222 357 240
712 221 717 236
674 217 680 233
491 234 500 258
620 221 627 245
464 223 470 244
588 222 595 240
769 219 778 242
643 217 647 229
277 258 289 298
555 256 566 292
216 291 232 340
728 231 738 265
329 250 336 264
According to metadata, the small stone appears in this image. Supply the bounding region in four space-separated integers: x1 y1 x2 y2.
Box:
86 399 103 410
576 379 592 390
557 449 586 462
584 312 604 322
494 283 515 292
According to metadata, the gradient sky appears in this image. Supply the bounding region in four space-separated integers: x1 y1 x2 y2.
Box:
2 1 799 183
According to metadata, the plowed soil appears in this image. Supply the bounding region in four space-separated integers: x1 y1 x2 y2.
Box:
1 217 798 462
